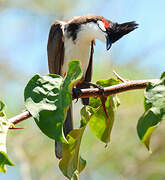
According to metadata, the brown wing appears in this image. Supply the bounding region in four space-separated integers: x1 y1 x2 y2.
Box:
47 22 64 75
84 41 94 83
47 22 73 159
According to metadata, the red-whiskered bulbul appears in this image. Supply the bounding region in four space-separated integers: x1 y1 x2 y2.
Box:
47 14 138 159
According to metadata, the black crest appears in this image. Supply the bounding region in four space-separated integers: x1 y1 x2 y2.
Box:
108 21 138 43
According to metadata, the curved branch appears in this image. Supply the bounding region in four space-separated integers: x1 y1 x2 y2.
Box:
74 80 151 99
8 79 155 125
9 111 32 124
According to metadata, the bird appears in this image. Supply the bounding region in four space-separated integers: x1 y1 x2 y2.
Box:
47 14 138 159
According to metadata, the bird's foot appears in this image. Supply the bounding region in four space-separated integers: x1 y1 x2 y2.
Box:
72 88 82 103
84 81 109 119
84 81 105 96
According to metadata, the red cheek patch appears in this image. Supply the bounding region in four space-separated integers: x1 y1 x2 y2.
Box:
102 18 109 29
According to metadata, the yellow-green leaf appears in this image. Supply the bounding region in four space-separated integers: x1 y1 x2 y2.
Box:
88 78 120 143
59 128 86 179
89 96 116 143
0 151 14 173
59 107 90 179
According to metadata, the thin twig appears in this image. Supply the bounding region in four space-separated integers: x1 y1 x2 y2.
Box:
8 79 155 125
113 70 127 83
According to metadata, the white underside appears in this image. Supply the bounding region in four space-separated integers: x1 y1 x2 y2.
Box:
61 22 106 77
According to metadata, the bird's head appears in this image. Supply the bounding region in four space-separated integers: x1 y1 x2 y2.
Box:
96 17 138 50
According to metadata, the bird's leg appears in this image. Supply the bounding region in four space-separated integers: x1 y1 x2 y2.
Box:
83 81 109 119
73 81 105 105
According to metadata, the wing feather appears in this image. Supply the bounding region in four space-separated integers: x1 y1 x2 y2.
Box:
47 22 64 75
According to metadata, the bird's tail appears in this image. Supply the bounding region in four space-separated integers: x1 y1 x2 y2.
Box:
55 106 73 159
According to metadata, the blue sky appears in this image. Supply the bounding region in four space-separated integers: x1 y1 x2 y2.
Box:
0 0 165 78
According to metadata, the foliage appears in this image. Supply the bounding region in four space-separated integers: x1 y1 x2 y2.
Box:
24 60 120 179
0 60 165 179
59 107 88 179
0 100 14 173
137 72 165 152
24 61 82 142
88 79 120 143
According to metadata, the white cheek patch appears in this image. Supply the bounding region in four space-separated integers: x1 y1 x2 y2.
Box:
97 20 106 32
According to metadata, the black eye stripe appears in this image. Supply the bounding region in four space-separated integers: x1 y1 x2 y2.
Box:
98 25 106 32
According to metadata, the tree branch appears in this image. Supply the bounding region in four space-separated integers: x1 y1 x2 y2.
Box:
73 80 153 99
9 111 32 124
8 79 156 125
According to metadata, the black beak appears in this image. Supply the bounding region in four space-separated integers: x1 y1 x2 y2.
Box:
106 35 112 51
106 21 138 48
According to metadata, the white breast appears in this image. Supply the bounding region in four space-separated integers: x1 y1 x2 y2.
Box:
61 22 106 77
62 38 91 77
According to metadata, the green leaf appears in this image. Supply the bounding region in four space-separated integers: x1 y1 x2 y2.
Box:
96 78 120 87
89 96 116 143
0 152 14 173
0 101 5 113
59 106 89 179
24 60 82 142
88 78 120 143
0 100 14 173
137 72 165 151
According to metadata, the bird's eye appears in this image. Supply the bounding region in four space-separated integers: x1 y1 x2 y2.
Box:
97 20 106 32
